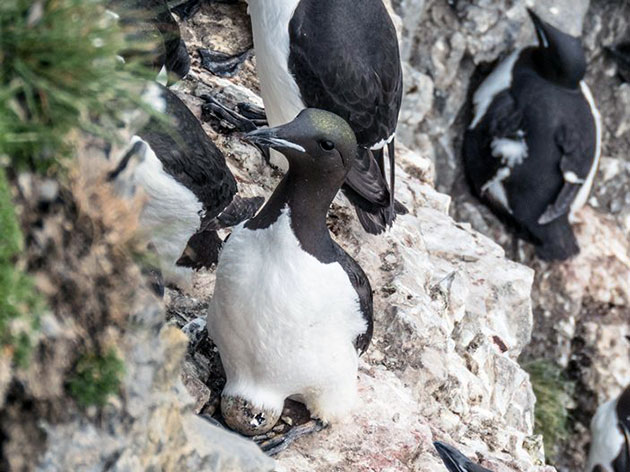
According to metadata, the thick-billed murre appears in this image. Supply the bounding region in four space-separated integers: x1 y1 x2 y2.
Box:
463 9 601 260
207 109 374 436
109 83 260 290
245 0 404 235
587 385 630 472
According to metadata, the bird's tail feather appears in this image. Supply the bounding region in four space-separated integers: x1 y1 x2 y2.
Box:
535 218 580 261
343 142 406 234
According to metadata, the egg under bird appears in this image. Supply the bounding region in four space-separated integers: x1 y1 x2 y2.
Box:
208 109 373 436
244 0 405 234
587 385 630 472
109 82 261 290
463 9 601 261
433 442 492 472
108 0 190 84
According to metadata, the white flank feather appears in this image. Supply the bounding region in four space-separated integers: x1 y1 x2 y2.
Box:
481 167 512 214
491 134 528 168
570 81 602 221
470 50 521 129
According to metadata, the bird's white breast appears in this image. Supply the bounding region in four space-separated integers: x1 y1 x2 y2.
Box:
470 50 521 129
247 0 305 127
587 397 625 472
208 208 366 408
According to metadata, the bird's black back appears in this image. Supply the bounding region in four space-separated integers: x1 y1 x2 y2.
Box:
138 85 237 220
288 0 402 149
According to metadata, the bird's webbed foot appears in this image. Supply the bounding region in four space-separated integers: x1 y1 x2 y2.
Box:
198 47 251 78
256 419 327 456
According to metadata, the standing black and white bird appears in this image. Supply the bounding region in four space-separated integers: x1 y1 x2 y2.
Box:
207 109 373 436
109 0 191 84
587 385 630 472
109 82 260 290
463 9 601 260
246 0 404 234
433 442 492 472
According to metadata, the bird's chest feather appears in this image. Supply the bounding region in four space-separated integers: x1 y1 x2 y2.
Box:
247 0 305 126
212 210 364 341
587 398 626 472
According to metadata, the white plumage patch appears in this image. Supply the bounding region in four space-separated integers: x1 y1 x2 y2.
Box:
112 136 202 290
246 0 304 128
470 50 521 129
246 0 305 170
563 171 584 184
570 81 602 221
141 82 167 114
208 207 366 421
586 397 625 472
481 167 512 214
490 133 528 168
370 132 396 151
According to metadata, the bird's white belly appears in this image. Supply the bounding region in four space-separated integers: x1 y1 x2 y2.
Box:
247 0 305 127
587 397 625 472
113 136 202 289
208 208 366 413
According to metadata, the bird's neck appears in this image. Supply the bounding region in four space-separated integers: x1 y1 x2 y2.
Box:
247 170 340 260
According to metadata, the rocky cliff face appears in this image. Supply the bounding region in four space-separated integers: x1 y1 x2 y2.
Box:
3 1 628 471
390 0 630 470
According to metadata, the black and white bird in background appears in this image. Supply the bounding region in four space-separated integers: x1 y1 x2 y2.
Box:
108 0 191 84
587 385 630 472
433 441 492 472
109 82 262 291
208 109 373 438
245 0 405 235
463 9 601 261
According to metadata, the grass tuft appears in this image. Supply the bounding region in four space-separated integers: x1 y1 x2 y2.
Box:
68 349 125 407
0 0 153 172
524 359 573 462
0 166 41 366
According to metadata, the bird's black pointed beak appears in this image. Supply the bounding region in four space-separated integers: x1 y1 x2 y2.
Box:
433 441 474 472
244 126 305 154
527 8 550 48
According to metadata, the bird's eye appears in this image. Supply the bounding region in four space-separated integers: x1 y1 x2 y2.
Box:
319 140 335 151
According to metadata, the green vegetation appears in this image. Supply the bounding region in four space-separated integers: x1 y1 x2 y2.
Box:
0 0 151 171
524 359 573 462
0 0 153 370
0 166 41 366
68 349 125 407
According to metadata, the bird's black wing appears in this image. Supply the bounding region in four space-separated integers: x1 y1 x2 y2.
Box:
333 244 373 356
465 89 525 217
288 0 402 208
138 85 237 219
537 124 594 224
